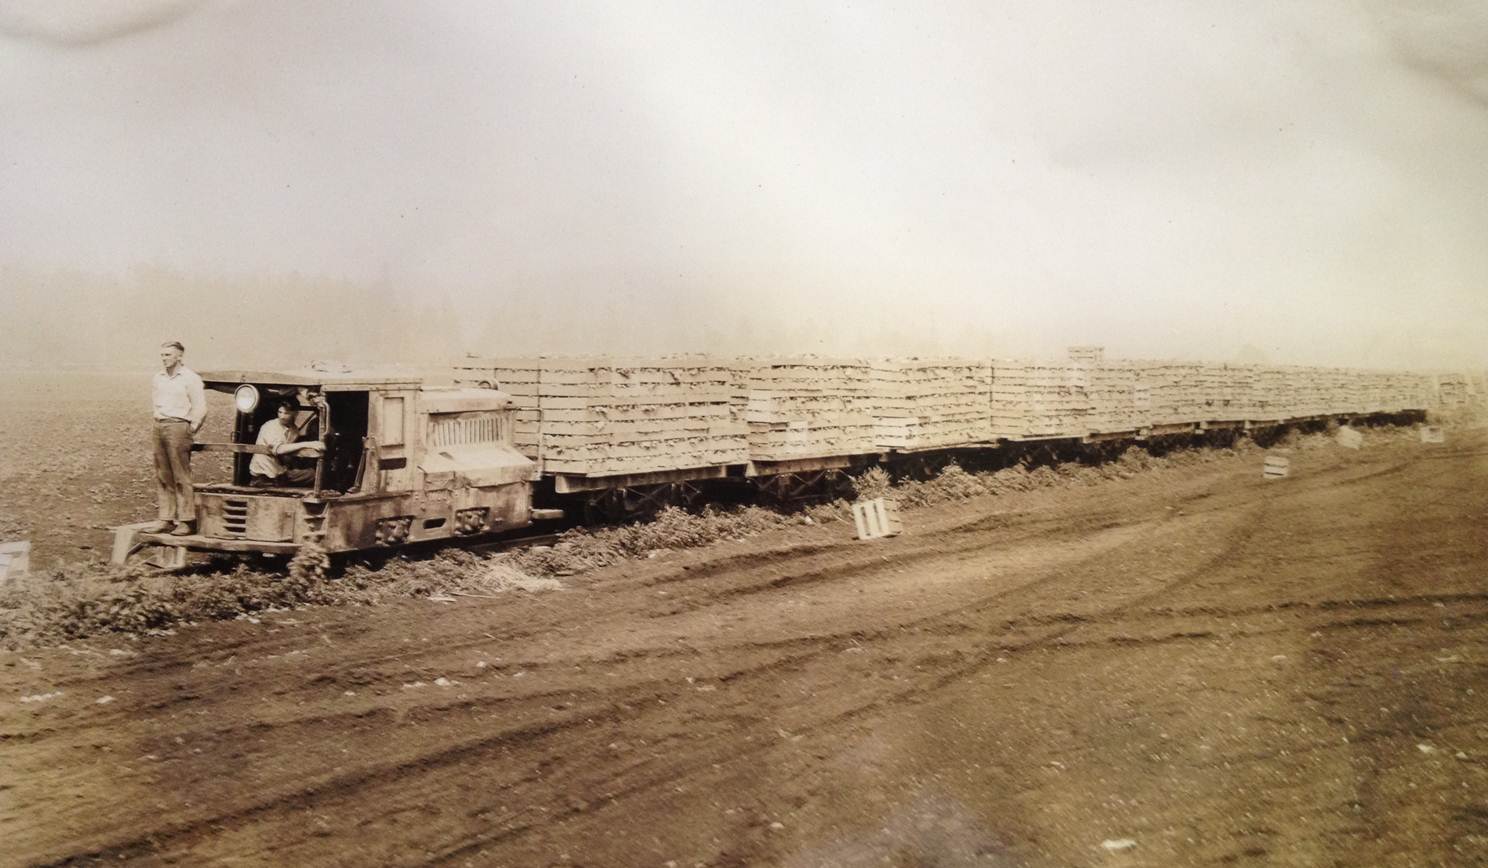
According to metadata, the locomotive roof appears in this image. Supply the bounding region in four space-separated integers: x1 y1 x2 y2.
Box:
199 366 435 389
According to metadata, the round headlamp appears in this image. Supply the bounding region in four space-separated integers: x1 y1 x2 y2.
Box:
234 384 260 414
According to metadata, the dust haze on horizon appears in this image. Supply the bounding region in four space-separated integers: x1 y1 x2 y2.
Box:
2 0 1486 373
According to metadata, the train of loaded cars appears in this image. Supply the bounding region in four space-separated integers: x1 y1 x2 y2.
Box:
111 349 1484 566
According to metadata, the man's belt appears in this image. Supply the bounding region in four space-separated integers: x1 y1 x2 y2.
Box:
154 417 191 424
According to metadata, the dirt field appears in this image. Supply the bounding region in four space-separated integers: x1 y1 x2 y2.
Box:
3 425 1486 866
0 371 235 568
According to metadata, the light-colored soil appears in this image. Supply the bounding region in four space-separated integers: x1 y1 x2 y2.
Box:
0 372 234 567
2 428 1486 866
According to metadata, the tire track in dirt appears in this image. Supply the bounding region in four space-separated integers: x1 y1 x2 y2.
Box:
484 448 1488 860
413 463 1310 862
33 711 611 866
633 449 1342 614
28 639 844 864
647 450 1441 641
23 628 863 863
12 439 1483 865
28 461 1255 862
27 446 1393 709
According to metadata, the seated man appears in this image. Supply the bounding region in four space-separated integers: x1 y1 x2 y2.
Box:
249 400 325 487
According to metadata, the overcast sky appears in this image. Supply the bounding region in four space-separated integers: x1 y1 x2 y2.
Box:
2 0 1486 369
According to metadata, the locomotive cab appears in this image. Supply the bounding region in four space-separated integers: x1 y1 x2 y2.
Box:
113 368 539 565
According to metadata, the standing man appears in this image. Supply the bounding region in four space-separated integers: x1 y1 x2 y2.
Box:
148 341 207 535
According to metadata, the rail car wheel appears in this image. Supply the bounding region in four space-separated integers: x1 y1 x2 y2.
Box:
752 475 785 509
581 483 701 525
672 481 705 509
895 454 941 482
581 489 626 525
754 470 852 509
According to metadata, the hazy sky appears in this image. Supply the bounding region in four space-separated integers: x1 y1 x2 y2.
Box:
2 0 1486 369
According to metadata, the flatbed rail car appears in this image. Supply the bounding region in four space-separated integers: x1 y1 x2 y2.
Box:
535 452 876 522
113 369 556 567
455 354 1440 519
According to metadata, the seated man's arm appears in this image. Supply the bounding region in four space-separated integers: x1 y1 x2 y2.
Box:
275 440 325 456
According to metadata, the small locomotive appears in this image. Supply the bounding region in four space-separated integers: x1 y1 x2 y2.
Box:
113 368 557 568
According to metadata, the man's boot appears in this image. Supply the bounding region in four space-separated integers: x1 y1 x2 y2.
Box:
144 520 173 534
170 522 194 536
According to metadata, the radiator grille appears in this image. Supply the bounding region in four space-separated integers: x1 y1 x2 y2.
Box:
222 498 249 537
429 413 505 448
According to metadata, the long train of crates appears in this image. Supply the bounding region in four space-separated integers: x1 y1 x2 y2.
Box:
452 352 1476 490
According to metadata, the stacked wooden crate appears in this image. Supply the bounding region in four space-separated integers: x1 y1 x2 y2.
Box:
1362 368 1389 413
990 360 1092 439
1136 361 1206 426
1191 364 1235 421
1466 372 1488 405
1323 368 1347 415
1369 371 1395 412
1250 366 1292 420
1363 369 1390 412
1326 368 1360 415
453 356 544 456
1084 361 1142 433
1395 372 1429 412
1271 366 1301 417
1316 367 1335 414
1358 369 1396 413
1349 370 1372 413
452 356 746 477
1312 367 1337 416
1338 368 1364 413
1218 364 1261 420
1292 366 1329 417
1372 371 1427 413
1435 373 1470 407
742 357 878 460
867 358 993 450
1351 371 1369 413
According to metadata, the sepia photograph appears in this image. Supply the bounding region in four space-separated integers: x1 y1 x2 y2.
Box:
2 1 1486 865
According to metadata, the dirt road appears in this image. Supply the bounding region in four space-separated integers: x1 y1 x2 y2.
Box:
4 433 1486 866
